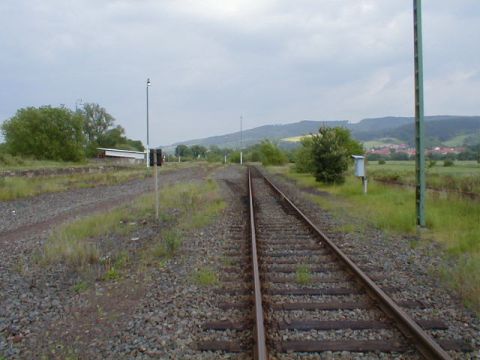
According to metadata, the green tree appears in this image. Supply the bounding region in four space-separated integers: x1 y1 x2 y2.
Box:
206 145 227 163
311 127 363 184
175 144 191 157
78 103 114 143
1 106 85 161
77 103 144 156
258 140 288 166
294 136 315 173
190 145 207 158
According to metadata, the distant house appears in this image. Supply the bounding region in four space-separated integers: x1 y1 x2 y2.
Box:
368 148 390 156
428 147 465 155
96 148 145 164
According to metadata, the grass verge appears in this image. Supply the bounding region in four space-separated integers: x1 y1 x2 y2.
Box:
41 177 225 283
268 165 480 314
0 168 151 201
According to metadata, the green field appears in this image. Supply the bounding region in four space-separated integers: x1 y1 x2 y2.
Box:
281 135 312 143
362 138 404 149
268 163 480 314
368 160 480 194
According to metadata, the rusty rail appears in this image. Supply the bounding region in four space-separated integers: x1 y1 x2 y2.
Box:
248 168 268 360
257 168 452 360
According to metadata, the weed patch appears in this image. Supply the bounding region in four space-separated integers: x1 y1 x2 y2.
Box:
73 281 89 293
194 267 218 286
296 265 312 285
102 267 121 281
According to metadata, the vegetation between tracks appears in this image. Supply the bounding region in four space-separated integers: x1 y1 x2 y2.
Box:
269 165 480 314
296 265 312 285
40 178 225 282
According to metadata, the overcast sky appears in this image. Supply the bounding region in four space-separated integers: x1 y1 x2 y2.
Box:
1 1 479 146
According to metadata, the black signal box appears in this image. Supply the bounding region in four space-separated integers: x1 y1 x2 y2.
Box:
149 149 162 166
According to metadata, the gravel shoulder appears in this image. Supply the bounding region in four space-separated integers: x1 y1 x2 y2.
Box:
0 164 245 359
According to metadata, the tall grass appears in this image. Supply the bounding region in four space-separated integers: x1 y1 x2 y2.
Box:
42 178 225 272
270 165 480 313
0 153 87 170
0 169 150 201
42 203 141 267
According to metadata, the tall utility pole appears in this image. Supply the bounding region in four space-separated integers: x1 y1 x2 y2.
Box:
413 0 426 227
240 115 243 165
146 78 151 167
75 99 83 112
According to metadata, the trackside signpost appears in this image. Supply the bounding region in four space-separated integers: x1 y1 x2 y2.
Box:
150 149 162 220
413 0 426 227
352 155 367 194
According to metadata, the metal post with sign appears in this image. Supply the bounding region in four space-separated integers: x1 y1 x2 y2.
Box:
150 149 162 221
414 0 426 227
352 155 367 194
153 150 159 220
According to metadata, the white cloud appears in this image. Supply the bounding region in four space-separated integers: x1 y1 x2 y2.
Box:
0 0 479 144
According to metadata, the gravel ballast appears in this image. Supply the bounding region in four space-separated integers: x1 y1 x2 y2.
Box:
1 164 478 359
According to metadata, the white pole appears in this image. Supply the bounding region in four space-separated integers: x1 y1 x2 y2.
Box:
146 78 151 168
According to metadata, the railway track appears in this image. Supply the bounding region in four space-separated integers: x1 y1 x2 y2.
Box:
198 167 473 359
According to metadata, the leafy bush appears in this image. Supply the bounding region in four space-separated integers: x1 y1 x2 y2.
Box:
444 159 455 167
311 127 363 184
258 140 288 166
0 153 26 166
229 151 241 163
294 137 315 173
378 159 386 165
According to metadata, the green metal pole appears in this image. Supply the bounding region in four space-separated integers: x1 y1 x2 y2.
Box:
414 0 426 227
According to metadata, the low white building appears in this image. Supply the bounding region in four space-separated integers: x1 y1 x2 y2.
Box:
97 148 145 164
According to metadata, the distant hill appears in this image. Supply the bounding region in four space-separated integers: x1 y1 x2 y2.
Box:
358 116 480 146
164 120 348 152
163 115 480 152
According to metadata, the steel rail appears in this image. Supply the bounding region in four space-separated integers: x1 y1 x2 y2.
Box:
258 168 452 360
248 168 268 360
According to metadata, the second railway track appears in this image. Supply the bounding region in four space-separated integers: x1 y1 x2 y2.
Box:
198 166 473 359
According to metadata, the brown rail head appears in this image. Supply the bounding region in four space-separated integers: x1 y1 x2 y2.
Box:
248 168 268 360
256 167 452 360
